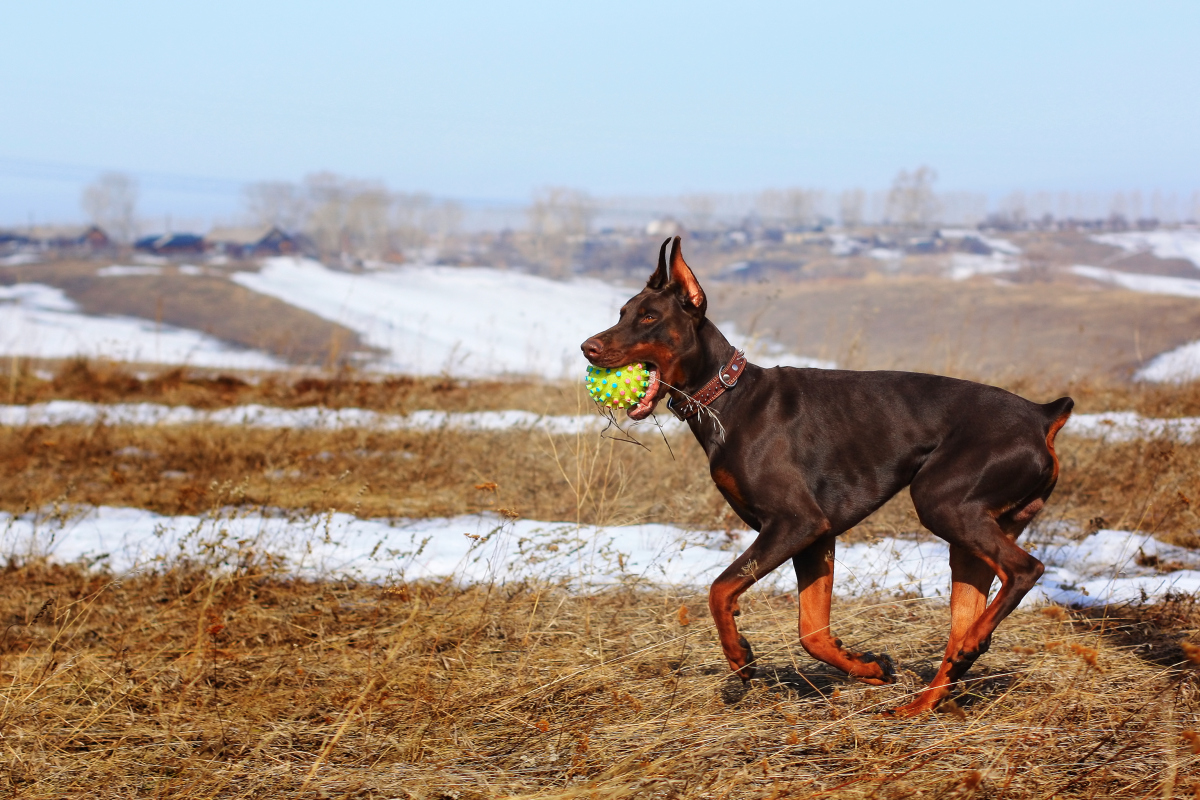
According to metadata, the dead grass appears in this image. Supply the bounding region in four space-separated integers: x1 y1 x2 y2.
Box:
0 421 718 526
2 358 575 414
0 560 1196 798
711 276 1200 382
4 416 1200 549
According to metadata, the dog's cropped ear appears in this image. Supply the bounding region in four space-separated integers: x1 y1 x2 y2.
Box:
646 237 671 290
669 236 707 315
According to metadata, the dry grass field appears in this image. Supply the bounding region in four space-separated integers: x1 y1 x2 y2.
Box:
1 359 1199 798
1 551 1197 798
711 277 1200 382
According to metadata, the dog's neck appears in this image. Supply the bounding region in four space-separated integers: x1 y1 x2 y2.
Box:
672 318 739 398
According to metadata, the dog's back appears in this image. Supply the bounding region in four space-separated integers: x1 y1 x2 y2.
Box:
705 365 1071 534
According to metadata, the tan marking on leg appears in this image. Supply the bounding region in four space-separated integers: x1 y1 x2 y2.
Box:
796 535 894 685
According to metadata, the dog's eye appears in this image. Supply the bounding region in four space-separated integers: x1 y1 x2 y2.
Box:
641 314 656 324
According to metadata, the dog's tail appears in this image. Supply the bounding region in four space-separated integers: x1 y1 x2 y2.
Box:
1040 396 1074 484
1041 397 1074 436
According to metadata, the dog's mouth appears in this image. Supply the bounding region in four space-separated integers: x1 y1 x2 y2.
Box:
628 362 663 421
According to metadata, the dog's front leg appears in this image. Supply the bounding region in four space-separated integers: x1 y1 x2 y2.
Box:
793 534 896 685
709 518 831 682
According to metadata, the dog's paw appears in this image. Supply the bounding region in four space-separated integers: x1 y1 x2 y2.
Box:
849 651 896 685
730 636 756 682
865 651 897 683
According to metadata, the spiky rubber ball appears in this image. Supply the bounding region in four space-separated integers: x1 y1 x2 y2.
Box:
586 363 651 409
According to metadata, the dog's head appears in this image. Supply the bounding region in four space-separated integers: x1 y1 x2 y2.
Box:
581 236 708 420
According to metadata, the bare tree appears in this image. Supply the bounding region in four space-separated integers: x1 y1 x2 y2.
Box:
1129 190 1144 222
81 172 139 243
681 193 716 231
1000 191 1028 225
392 192 433 250
422 199 463 240
303 172 351 256
528 187 594 237
839 188 865 228
885 166 939 228
754 189 783 224
782 188 822 228
243 181 306 230
345 186 392 260
526 187 594 276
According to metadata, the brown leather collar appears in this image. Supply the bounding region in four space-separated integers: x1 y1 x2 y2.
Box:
667 350 747 420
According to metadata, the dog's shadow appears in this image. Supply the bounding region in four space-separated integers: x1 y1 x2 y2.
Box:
718 663 845 705
950 672 1019 710
717 661 1020 710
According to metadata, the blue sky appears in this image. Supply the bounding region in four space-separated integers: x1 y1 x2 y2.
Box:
2 1 1197 224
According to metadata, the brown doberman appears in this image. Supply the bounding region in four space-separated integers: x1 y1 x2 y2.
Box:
581 236 1073 716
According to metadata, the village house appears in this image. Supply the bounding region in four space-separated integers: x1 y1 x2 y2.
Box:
0 224 112 254
134 232 206 256
204 225 307 259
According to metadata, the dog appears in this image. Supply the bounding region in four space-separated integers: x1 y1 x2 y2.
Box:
581 236 1072 716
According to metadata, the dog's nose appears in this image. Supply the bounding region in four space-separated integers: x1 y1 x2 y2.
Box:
581 337 603 362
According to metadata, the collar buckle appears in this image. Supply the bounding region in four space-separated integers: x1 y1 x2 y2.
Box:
674 350 746 420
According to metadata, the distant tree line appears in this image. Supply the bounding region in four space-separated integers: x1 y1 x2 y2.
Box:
76 168 1200 261
242 173 463 262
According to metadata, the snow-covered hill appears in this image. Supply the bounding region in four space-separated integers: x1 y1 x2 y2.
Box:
0 283 282 369
0 259 831 378
233 258 832 379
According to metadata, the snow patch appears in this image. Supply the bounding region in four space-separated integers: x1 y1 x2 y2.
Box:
1094 230 1200 270
1070 265 1200 298
1066 411 1200 441
232 258 632 379
1136 340 1200 383
0 399 686 436
96 265 163 277
829 234 861 257
0 252 41 266
2 506 1195 606
948 253 1019 281
7 402 1200 443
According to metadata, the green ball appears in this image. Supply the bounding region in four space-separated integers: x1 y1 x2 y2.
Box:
585 362 651 409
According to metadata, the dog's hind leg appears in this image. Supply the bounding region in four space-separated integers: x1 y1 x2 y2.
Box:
793 534 896 685
710 515 830 681
890 506 1043 717
885 545 993 715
